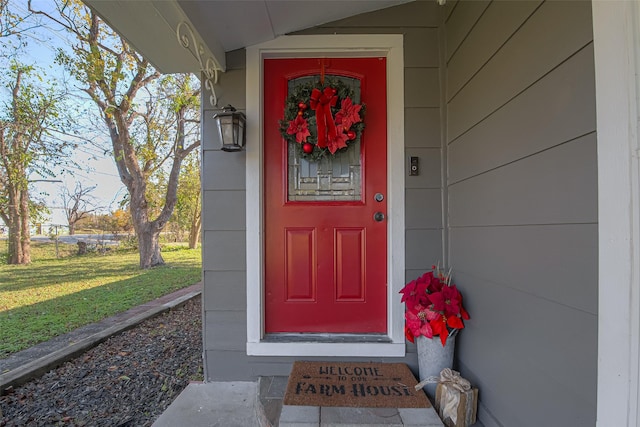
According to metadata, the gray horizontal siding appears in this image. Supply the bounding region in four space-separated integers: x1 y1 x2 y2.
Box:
202 191 246 231
204 310 246 352
203 271 247 312
456 272 597 427
205 351 294 381
443 0 459 22
202 231 246 271
449 224 597 314
445 1 597 426
405 229 443 272
201 49 249 381
445 0 490 63
305 27 439 69
405 189 442 229
405 68 440 108
205 350 419 382
449 133 597 226
447 0 593 142
201 151 245 191
446 0 543 99
448 43 596 184
405 108 441 148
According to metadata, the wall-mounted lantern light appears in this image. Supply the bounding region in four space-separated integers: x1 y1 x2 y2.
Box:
213 105 246 152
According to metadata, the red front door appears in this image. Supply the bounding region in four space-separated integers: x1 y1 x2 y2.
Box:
264 57 387 333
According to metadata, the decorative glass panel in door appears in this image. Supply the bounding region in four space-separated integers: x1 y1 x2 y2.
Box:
287 75 362 202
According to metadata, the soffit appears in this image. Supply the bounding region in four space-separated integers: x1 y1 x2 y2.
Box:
82 0 414 74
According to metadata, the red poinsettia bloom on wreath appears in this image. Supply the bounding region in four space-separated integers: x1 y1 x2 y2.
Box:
326 124 349 154
399 264 470 346
286 115 311 143
335 97 362 130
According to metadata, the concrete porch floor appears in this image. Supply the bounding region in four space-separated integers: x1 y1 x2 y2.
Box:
152 376 446 427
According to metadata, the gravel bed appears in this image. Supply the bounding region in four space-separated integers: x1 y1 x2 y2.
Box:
0 295 203 427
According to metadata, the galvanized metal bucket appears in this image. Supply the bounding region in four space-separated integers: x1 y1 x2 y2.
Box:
416 331 457 400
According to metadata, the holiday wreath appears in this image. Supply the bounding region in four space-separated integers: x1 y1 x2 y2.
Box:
279 77 365 162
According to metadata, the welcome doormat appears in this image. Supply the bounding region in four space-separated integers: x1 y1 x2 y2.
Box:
283 361 431 408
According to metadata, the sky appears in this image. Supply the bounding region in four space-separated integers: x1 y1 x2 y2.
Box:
4 0 126 227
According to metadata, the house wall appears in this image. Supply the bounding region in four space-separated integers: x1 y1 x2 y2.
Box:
201 0 445 381
201 48 249 380
443 1 598 426
202 2 599 424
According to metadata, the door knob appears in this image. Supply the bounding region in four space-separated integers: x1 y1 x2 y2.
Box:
374 212 385 222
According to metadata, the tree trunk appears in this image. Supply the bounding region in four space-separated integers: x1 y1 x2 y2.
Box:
137 228 164 268
6 186 30 265
188 215 201 249
19 188 30 264
68 222 75 235
7 212 22 264
129 180 166 269
187 189 201 249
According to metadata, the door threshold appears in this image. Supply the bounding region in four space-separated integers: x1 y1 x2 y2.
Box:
263 333 392 344
247 335 405 357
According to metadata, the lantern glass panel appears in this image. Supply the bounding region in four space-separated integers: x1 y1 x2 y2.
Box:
236 118 246 148
220 118 233 144
215 106 245 152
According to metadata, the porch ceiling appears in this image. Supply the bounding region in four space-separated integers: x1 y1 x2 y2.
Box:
82 0 414 74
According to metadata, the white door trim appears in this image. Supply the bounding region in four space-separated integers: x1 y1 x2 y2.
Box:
245 34 405 357
592 2 640 426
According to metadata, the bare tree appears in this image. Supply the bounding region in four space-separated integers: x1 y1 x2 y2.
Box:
30 1 200 268
61 182 97 235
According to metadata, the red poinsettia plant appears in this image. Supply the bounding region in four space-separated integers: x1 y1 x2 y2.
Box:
400 264 470 346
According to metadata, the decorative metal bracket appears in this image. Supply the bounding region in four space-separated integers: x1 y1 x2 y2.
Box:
176 21 221 108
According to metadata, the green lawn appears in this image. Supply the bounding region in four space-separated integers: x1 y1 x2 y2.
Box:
0 242 202 358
